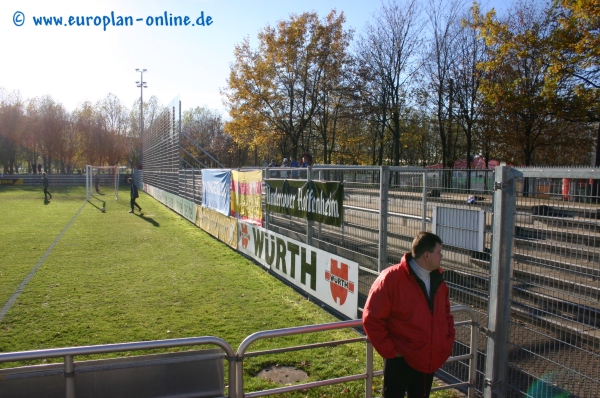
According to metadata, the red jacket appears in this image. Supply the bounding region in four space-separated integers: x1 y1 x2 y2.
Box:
362 253 455 373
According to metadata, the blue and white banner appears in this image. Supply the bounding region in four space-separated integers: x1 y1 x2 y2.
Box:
201 169 231 216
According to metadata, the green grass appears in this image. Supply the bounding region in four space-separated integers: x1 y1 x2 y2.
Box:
0 185 461 397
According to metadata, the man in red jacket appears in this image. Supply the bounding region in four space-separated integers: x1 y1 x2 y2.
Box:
363 231 455 397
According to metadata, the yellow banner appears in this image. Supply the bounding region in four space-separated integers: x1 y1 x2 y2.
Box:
196 205 238 249
231 170 263 226
0 178 24 185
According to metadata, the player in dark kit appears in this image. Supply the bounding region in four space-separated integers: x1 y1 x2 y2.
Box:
42 172 52 200
128 177 142 214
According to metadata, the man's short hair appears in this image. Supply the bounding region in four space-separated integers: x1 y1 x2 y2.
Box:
412 231 443 259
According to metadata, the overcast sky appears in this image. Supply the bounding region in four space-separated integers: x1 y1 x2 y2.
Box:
0 0 511 117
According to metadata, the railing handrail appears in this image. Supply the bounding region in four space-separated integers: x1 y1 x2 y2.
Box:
235 305 479 398
236 319 361 355
0 336 234 363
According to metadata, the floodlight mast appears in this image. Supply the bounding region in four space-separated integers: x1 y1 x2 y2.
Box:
135 68 147 170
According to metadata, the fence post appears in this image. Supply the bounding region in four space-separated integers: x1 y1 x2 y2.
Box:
264 168 270 231
177 101 182 196
64 354 75 398
378 166 389 272
484 165 517 398
365 339 374 398
306 166 313 246
422 171 428 232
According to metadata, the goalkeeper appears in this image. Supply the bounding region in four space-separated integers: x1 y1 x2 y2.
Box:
128 178 142 214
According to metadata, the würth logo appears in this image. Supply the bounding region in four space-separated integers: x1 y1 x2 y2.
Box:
325 259 354 305
240 224 250 249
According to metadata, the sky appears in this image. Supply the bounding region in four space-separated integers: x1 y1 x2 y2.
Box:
0 0 512 117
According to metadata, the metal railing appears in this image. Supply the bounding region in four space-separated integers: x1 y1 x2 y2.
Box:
235 305 479 398
0 306 478 398
0 336 236 398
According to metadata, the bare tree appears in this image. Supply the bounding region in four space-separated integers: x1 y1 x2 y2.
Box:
0 89 25 174
453 7 488 189
310 12 354 164
30 96 69 173
422 0 466 185
356 68 388 165
98 94 129 166
74 101 105 166
181 106 229 168
356 0 423 165
55 114 80 174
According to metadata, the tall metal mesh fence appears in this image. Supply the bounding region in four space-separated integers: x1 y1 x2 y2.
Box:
140 110 599 397
142 96 223 203
505 172 599 397
142 96 181 195
262 167 600 397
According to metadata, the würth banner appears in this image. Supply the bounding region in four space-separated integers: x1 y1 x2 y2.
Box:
265 180 344 227
238 221 358 319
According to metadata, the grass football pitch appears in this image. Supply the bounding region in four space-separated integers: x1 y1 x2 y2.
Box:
0 185 460 397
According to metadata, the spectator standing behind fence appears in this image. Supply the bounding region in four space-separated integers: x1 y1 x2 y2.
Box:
289 157 299 178
281 158 289 178
268 159 277 167
300 153 313 167
362 231 455 398
42 172 52 201
128 178 142 214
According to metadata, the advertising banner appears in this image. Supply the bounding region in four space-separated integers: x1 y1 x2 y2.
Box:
197 206 238 249
146 184 196 223
265 180 344 227
238 221 358 319
201 169 231 216
195 204 202 228
0 178 23 185
181 199 196 223
265 179 306 218
231 170 263 226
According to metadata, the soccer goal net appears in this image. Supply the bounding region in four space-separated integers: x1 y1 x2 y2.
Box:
86 166 120 205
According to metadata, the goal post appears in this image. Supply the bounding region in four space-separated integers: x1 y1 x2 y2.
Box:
86 165 120 203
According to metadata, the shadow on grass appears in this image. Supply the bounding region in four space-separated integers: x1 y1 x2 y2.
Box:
136 213 159 227
87 200 106 212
